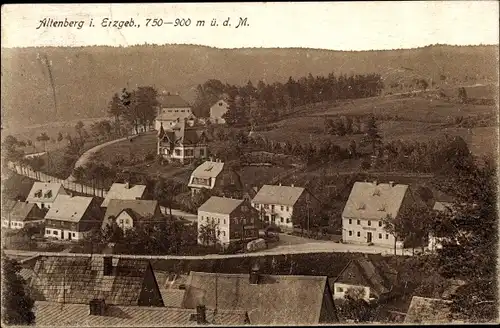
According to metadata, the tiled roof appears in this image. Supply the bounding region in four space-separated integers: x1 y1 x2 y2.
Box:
2 199 18 213
334 258 391 298
157 93 190 108
190 161 224 179
101 183 147 207
342 182 408 219
30 256 153 306
433 201 454 212
26 182 65 203
19 268 34 282
198 197 243 215
404 296 461 324
160 121 206 146
7 202 41 222
157 111 196 122
34 301 249 327
45 195 94 223
155 271 189 308
102 199 160 228
182 271 337 325
252 184 305 207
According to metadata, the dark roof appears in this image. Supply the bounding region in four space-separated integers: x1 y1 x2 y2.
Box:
404 296 464 324
334 258 391 298
30 256 155 306
159 121 207 146
34 301 249 326
7 202 41 222
157 93 190 108
182 271 337 325
102 199 160 229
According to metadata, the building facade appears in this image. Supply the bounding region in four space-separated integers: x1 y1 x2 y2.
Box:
197 196 259 247
157 120 208 164
154 93 195 130
101 199 162 231
342 181 410 247
44 195 103 241
251 184 320 230
188 160 243 197
26 182 67 209
209 99 230 124
1 200 45 229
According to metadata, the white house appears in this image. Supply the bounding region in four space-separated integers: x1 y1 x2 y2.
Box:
101 199 162 231
251 184 319 230
155 93 196 130
26 182 67 209
157 120 208 164
101 182 147 208
209 99 230 124
342 181 409 247
188 160 243 197
1 200 45 229
197 196 259 247
44 195 103 241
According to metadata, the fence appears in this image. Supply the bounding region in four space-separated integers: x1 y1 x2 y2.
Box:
8 162 108 198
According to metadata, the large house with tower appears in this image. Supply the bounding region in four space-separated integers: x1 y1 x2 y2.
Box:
157 119 208 164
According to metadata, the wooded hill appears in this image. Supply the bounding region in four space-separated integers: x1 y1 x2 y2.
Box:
1 44 497 128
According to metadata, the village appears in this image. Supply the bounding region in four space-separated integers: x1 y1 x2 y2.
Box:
2 81 496 325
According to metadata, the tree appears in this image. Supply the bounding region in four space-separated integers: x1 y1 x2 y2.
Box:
382 214 404 255
3 135 24 163
457 87 468 104
198 220 219 246
108 92 126 135
75 121 84 140
36 132 50 152
154 178 184 216
336 290 381 323
348 140 357 158
1 254 35 325
361 115 382 154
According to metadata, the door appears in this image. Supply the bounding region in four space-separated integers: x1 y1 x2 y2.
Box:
367 232 372 243
68 232 72 241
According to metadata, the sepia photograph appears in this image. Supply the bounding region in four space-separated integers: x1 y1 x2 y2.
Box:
1 2 499 326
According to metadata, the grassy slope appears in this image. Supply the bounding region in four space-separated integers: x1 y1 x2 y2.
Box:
2 44 498 127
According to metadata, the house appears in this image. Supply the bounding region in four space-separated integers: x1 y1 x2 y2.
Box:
197 196 259 247
44 195 103 241
101 182 147 208
181 268 339 325
155 92 195 130
101 199 162 231
29 256 163 307
428 201 455 251
342 181 410 247
34 301 250 326
251 184 320 230
209 99 230 124
332 257 393 301
26 182 67 209
188 160 243 197
404 296 465 324
1 200 45 229
157 120 209 164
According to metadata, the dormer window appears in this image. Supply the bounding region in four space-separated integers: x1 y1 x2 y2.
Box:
357 203 366 210
219 102 223 106
378 204 386 212
44 190 52 198
35 190 43 198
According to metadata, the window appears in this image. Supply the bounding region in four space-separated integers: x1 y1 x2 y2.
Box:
217 230 221 236
185 149 194 157
280 205 284 211
219 102 223 106
264 204 269 209
125 219 129 224
280 217 284 223
379 233 382 239
199 149 205 156
175 149 181 156
73 233 76 237
223 219 226 225
222 231 226 236
349 231 353 236
357 231 360 237
386 234 389 239
53 231 58 235
368 220 371 226
348 219 352 224
286 218 290 223
379 221 383 227
286 206 290 211
45 229 50 234
271 205 275 211
241 206 248 212
119 219 124 225
357 220 361 225
181 110 185 112
336 287 343 293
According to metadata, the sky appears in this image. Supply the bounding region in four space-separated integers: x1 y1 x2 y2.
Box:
1 2 499 50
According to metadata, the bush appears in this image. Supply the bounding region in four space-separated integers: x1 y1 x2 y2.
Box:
145 151 156 162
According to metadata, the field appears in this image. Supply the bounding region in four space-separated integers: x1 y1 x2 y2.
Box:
91 132 158 165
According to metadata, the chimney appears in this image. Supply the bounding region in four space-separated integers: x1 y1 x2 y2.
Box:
291 184 294 188
279 183 282 186
249 262 261 285
389 181 394 187
124 182 130 189
89 299 106 316
196 305 207 324
103 256 113 276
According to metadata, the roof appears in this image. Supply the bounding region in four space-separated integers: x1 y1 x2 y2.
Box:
34 301 249 327
2 199 18 213
334 258 391 298
159 121 207 146
252 184 305 207
102 199 159 228
198 197 243 215
157 111 196 122
190 161 225 179
29 256 153 306
26 182 64 203
404 296 461 324
45 195 94 223
155 271 189 308
157 93 190 108
101 183 147 207
19 268 34 282
342 182 408 219
182 271 336 325
6 202 41 222
433 201 454 212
